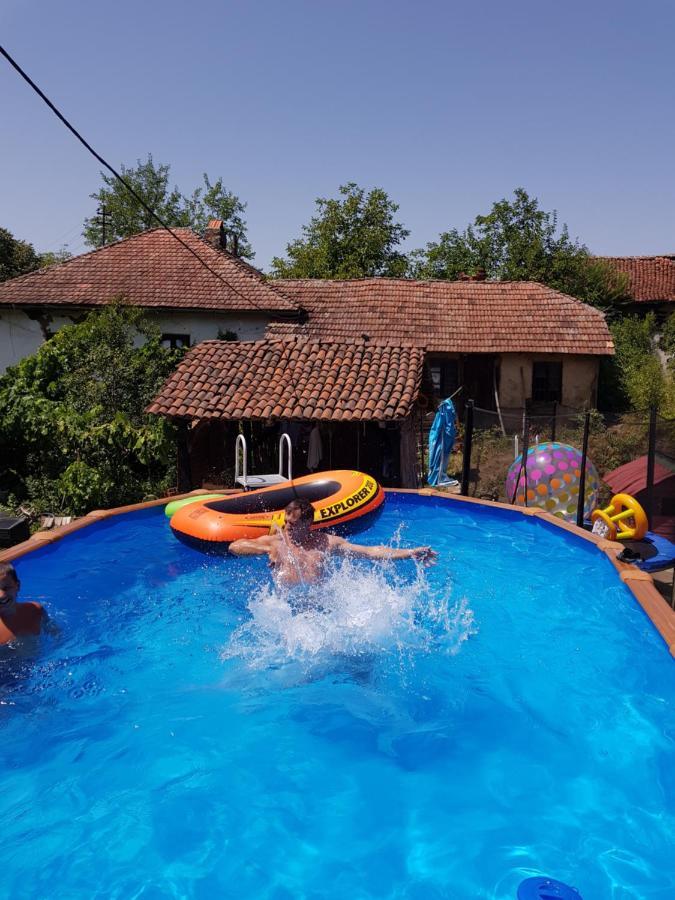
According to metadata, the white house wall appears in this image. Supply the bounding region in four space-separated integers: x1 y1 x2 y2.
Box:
150 311 270 345
0 307 271 373
0 308 79 373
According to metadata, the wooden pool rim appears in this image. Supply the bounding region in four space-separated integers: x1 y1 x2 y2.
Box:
2 487 673 657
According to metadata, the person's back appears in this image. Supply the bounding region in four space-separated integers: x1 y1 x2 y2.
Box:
0 562 45 645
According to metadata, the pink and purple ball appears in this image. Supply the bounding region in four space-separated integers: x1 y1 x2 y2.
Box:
505 441 600 521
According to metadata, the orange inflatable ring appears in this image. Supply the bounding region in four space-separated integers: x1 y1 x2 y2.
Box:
170 470 384 553
591 492 648 541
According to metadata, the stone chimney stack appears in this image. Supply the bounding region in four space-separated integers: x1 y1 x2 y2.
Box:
203 220 242 257
204 219 226 251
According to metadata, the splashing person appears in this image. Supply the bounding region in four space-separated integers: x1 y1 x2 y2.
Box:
229 498 437 586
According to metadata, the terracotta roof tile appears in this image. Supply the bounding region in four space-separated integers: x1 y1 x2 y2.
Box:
147 338 423 422
0 228 296 313
595 256 675 303
266 279 613 355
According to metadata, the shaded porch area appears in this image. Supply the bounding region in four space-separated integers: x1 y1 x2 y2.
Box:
148 337 425 489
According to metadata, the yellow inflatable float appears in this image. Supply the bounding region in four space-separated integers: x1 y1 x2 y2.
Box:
591 492 648 541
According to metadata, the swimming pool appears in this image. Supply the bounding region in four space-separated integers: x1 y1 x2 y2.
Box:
1 493 674 898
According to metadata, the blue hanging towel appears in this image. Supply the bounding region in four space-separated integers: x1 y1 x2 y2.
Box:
427 398 458 486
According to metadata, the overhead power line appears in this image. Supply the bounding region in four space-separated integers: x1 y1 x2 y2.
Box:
0 42 307 440
0 43 295 318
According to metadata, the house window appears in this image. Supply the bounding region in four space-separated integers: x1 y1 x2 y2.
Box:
429 360 459 397
532 361 562 403
161 333 191 350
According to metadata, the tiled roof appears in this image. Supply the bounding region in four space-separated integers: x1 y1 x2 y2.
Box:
147 338 423 422
267 279 614 355
0 228 296 312
595 256 675 303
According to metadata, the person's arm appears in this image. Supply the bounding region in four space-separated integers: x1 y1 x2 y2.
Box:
228 535 276 557
328 536 437 565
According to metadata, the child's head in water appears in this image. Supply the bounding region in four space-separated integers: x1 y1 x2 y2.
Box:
0 562 20 613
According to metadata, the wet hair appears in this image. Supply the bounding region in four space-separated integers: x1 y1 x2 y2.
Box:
285 498 315 525
0 562 18 583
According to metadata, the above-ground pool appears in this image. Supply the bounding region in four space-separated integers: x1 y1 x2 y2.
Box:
1 494 674 899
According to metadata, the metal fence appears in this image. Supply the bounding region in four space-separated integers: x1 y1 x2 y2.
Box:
418 402 675 530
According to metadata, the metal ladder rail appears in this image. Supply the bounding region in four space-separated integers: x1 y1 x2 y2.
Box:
234 433 248 488
235 432 292 490
279 432 292 481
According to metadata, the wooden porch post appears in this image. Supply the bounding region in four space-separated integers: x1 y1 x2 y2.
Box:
399 414 418 488
176 421 192 492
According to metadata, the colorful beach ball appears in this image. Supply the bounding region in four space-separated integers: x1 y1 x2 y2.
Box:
505 441 600 522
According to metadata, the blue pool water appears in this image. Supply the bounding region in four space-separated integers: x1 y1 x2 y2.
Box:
1 494 674 899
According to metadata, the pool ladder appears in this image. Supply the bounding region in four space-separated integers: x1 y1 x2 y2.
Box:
235 432 292 490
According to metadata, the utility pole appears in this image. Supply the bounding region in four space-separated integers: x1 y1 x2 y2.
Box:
97 203 111 246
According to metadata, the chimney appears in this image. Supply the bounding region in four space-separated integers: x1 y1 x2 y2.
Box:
204 219 226 251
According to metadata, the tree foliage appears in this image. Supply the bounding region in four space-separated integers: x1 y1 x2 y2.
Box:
0 227 42 282
270 183 410 278
600 313 674 413
410 188 630 316
82 155 253 257
1 227 72 283
660 312 675 363
0 303 182 516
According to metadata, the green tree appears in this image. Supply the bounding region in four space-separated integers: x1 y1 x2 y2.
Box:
600 313 671 412
183 174 251 251
38 246 72 268
0 227 42 281
83 155 253 257
0 228 71 282
270 182 410 278
410 188 630 316
660 312 675 362
0 303 182 515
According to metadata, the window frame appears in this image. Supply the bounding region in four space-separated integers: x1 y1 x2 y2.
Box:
160 333 191 350
531 360 563 404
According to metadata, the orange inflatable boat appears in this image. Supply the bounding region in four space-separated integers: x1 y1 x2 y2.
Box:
170 470 384 552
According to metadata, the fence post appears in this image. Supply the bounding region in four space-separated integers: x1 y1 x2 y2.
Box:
550 400 557 442
645 405 657 525
521 414 530 505
510 413 530 504
460 400 474 496
576 412 591 528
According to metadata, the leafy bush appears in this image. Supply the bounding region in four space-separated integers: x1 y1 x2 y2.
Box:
0 303 182 517
600 313 675 414
661 312 675 366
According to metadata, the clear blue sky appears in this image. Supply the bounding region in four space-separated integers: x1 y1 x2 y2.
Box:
2 0 674 270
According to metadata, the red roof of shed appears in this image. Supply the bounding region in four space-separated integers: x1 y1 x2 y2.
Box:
603 455 674 495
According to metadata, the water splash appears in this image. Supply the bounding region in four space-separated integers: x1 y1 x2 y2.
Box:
222 552 475 672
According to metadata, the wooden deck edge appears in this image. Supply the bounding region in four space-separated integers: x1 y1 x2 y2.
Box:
0 490 216 563
2 486 673 657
